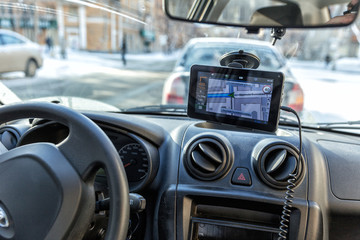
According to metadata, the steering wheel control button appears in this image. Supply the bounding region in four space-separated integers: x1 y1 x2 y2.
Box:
0 207 9 228
231 168 252 186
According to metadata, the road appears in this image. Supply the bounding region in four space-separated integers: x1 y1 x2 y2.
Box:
1 50 177 110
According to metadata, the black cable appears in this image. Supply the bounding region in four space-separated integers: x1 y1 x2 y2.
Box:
127 213 140 240
277 106 303 240
280 106 302 158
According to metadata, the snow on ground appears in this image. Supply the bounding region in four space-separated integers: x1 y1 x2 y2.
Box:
89 50 181 61
39 49 179 77
289 59 360 123
1 50 176 108
39 49 179 76
2 49 177 87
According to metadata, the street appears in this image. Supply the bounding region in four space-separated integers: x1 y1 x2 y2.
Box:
1 50 177 110
1 52 360 123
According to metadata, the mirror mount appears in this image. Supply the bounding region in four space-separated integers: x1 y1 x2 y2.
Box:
271 27 286 45
246 27 260 34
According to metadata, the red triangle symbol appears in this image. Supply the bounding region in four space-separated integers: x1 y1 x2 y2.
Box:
238 173 246 181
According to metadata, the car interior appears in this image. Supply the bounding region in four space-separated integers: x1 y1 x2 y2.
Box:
1 0 360 240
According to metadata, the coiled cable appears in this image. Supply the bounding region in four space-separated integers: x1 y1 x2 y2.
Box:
277 106 303 240
278 173 297 240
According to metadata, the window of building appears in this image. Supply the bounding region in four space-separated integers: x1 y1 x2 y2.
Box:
67 6 78 23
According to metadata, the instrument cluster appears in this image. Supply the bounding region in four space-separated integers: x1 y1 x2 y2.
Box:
14 120 159 192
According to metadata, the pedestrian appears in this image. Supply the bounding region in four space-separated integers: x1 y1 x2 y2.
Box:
325 55 331 68
45 36 53 53
121 36 127 66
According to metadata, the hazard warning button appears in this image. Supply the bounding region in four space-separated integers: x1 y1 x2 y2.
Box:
231 168 252 186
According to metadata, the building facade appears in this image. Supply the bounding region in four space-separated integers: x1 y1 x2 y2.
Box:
0 0 155 53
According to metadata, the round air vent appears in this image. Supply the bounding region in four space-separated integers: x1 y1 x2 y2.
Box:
253 140 305 189
184 134 233 181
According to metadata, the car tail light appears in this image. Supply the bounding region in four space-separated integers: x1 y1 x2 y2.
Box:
162 76 186 104
287 83 304 112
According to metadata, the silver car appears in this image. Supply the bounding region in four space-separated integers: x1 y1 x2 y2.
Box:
0 29 43 77
162 37 304 112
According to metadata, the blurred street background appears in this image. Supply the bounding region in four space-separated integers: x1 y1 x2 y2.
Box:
1 0 360 121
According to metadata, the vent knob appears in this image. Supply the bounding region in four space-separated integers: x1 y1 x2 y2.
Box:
253 140 304 189
184 134 233 181
265 149 297 181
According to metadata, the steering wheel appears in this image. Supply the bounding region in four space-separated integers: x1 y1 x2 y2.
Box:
0 102 129 240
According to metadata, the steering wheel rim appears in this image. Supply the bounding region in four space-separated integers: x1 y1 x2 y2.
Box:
0 102 129 240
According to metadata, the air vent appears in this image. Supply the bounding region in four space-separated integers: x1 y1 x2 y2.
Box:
254 143 304 189
184 134 233 181
0 128 19 150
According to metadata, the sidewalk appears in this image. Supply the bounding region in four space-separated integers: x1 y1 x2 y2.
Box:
43 46 181 62
89 50 181 62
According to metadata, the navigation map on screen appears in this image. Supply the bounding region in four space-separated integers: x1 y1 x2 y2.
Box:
206 78 272 122
194 72 274 123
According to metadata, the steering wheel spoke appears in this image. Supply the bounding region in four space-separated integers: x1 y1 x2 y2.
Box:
58 123 107 181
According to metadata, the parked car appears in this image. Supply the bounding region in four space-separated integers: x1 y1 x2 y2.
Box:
0 29 43 77
162 38 304 112
331 57 360 72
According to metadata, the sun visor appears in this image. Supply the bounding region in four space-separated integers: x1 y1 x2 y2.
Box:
250 3 303 26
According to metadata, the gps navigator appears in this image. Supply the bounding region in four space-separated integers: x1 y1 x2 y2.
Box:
187 65 284 132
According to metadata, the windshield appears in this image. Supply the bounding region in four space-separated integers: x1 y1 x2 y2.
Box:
0 0 359 128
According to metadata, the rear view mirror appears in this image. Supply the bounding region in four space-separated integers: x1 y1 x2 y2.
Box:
164 0 359 29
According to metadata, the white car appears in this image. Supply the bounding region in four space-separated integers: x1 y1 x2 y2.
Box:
0 29 43 77
162 38 304 112
331 57 360 72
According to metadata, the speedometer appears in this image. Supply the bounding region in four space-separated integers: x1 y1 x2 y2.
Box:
119 143 149 182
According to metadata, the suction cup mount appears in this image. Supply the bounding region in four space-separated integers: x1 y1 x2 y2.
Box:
220 50 260 69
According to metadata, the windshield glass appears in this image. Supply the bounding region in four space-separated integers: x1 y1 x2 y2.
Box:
0 0 359 127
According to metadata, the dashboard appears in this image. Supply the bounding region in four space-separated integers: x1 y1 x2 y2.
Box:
2 111 360 240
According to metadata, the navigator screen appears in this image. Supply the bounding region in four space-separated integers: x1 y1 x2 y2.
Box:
188 65 284 132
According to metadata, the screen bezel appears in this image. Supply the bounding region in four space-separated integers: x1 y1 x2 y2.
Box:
187 65 284 132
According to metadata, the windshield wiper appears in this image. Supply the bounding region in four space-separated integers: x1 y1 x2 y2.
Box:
121 104 187 114
315 120 360 130
279 114 321 129
280 115 360 130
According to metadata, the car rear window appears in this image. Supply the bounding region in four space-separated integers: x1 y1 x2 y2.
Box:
181 44 283 71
